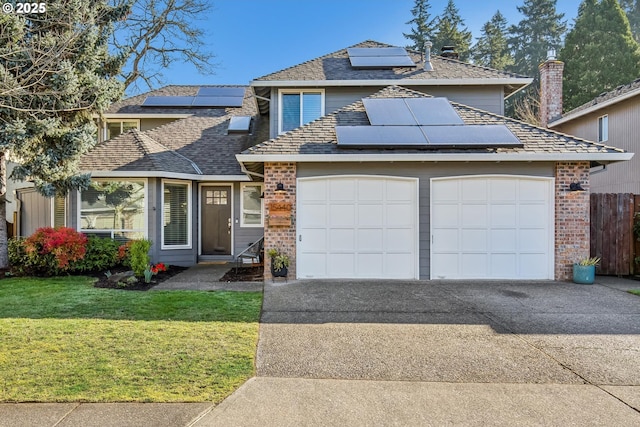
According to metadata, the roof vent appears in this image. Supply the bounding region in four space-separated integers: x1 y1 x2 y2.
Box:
547 48 557 60
441 46 459 60
424 41 434 72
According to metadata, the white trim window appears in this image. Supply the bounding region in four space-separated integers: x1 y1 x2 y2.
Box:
278 89 324 134
105 119 140 140
79 179 147 241
162 180 192 249
240 183 264 227
598 115 608 142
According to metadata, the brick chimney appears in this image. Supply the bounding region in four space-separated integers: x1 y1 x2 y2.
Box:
539 48 564 127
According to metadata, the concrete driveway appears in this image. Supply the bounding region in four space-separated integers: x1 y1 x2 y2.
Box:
198 277 640 426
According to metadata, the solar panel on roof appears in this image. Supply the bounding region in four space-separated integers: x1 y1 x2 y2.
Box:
197 87 245 97
405 98 465 126
141 96 194 107
350 56 416 68
363 99 415 125
191 96 244 107
228 116 252 133
336 126 427 147
347 47 409 57
421 125 522 147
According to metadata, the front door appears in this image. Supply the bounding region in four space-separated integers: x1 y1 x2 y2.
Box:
201 185 232 255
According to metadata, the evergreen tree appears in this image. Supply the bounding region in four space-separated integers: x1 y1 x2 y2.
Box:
0 0 128 267
471 11 514 70
561 0 640 111
432 0 472 61
508 0 567 77
403 0 436 53
620 0 640 42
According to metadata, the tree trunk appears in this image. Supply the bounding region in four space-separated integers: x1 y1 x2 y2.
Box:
0 152 8 269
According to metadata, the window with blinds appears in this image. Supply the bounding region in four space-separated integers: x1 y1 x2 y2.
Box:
279 90 324 133
52 197 66 228
163 181 190 248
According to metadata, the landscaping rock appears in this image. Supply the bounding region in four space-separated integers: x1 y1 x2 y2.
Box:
107 270 135 284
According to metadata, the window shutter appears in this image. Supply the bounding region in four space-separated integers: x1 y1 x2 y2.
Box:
53 197 65 228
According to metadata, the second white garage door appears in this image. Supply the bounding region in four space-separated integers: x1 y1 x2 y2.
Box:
297 176 419 279
431 176 554 280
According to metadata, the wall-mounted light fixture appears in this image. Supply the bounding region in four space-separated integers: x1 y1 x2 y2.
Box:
275 182 286 194
569 180 585 192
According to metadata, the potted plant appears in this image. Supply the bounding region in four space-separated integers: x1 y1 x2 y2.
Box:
267 248 289 278
573 257 601 284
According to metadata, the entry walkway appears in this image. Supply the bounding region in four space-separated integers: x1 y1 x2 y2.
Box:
152 263 262 292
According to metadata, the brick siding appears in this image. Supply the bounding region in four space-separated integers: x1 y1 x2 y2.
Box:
263 162 297 281
554 161 590 280
539 59 564 127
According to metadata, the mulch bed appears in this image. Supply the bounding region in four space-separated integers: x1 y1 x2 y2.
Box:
219 265 264 282
92 265 189 291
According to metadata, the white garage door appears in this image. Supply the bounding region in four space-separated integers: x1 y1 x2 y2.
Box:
431 176 554 280
297 176 418 279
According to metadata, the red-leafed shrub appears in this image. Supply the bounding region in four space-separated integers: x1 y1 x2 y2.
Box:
23 227 88 274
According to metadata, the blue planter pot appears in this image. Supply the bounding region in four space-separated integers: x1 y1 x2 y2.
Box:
573 264 596 284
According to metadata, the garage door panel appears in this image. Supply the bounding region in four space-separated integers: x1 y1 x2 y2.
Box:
328 253 356 277
299 180 326 202
461 253 488 277
357 253 383 277
490 229 517 251
304 229 327 251
491 254 517 277
386 228 415 252
490 180 517 201
358 180 384 201
357 229 383 251
432 204 459 227
358 204 384 227
387 204 414 227
329 179 356 201
303 204 327 227
462 204 488 227
387 180 414 201
329 229 355 252
461 229 487 251
384 253 415 278
462 179 487 201
298 253 327 278
432 176 553 280
329 205 355 227
491 205 517 227
519 204 548 227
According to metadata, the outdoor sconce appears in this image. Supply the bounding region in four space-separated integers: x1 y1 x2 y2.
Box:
275 182 287 194
569 181 585 192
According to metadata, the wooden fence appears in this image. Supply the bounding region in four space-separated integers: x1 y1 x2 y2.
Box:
590 193 640 276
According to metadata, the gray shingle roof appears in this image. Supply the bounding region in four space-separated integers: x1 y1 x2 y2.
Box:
242 85 625 157
559 77 640 120
82 86 263 175
253 40 529 84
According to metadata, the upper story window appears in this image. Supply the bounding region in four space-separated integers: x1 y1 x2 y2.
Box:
598 115 608 142
279 89 324 134
106 120 140 140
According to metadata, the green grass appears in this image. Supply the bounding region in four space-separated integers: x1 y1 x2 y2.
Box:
0 276 262 403
629 290 640 297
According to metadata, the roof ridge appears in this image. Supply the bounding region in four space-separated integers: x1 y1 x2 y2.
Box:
561 77 640 118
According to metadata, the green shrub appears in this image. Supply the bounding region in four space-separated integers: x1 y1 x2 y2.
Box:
128 239 152 277
72 236 120 272
8 237 29 275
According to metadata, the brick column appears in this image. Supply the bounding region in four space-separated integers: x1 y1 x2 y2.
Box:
263 162 297 281
539 58 564 127
554 161 590 281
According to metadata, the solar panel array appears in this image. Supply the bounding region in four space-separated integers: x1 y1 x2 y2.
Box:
337 97 523 149
142 87 246 108
347 47 415 68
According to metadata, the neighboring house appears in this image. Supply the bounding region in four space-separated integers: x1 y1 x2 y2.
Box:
546 76 640 194
10 41 634 281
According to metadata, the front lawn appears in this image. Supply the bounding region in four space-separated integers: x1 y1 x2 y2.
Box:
629 290 640 297
0 276 262 402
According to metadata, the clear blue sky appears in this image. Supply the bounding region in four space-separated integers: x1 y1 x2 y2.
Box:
151 0 583 91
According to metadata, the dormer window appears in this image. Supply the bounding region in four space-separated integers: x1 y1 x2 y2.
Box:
105 120 140 140
278 89 324 134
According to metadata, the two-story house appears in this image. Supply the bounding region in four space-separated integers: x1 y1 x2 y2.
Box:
10 41 633 281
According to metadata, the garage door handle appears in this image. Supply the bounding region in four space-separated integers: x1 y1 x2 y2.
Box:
299 235 302 242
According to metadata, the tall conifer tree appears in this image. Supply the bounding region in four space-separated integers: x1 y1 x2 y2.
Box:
404 0 436 53
432 0 472 61
561 0 640 111
472 11 513 70
620 0 640 42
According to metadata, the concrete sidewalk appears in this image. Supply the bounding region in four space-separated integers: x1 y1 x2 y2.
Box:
2 275 640 426
152 262 263 291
